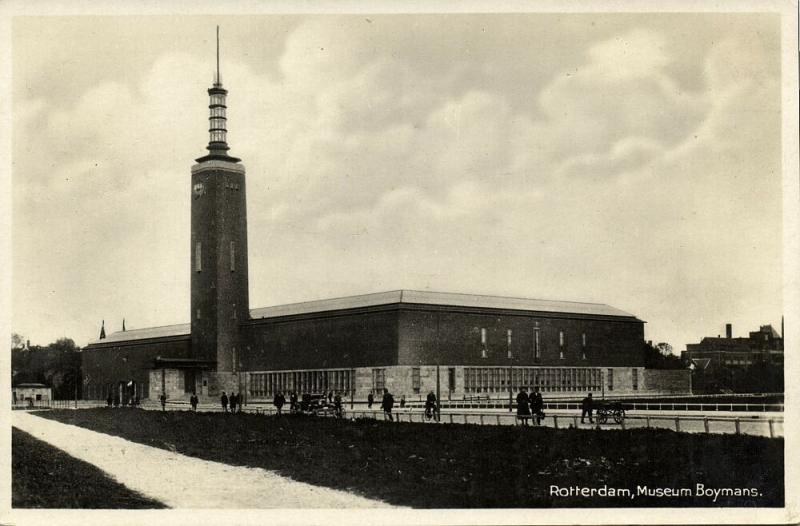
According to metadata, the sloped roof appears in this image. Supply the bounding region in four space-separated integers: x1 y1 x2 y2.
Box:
87 323 190 346
87 291 638 347
759 325 781 338
249 290 637 319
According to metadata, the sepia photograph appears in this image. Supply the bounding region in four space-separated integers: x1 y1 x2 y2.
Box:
2 1 798 524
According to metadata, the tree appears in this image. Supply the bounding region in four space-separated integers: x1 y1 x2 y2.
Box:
642 341 684 369
11 332 25 351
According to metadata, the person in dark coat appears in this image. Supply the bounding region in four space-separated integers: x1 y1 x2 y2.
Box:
581 393 594 424
190 393 199 411
516 387 531 425
230 392 238 413
221 391 229 413
106 394 113 408
289 391 298 413
400 395 406 409
381 388 395 421
367 391 374 409
333 391 343 418
274 391 285 415
530 387 544 425
159 393 166 411
425 390 437 420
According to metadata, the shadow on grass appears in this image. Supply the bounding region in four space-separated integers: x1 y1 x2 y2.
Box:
38 408 783 508
12 427 166 509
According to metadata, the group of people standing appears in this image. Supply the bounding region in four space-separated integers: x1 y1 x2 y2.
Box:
220 391 243 413
514 387 545 426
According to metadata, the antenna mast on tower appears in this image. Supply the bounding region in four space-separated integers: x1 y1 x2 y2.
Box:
215 25 221 85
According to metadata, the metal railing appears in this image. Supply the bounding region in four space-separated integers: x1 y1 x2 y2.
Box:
240 406 783 438
406 400 784 412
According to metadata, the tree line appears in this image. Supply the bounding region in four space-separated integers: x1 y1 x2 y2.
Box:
11 333 83 400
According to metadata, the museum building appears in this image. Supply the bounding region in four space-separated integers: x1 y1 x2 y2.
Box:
81 36 690 404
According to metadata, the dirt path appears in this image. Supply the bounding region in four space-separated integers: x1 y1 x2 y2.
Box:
12 411 394 509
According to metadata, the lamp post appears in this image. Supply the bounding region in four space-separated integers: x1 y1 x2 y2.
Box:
507 329 513 412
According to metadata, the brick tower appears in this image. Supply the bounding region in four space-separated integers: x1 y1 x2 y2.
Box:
190 27 249 395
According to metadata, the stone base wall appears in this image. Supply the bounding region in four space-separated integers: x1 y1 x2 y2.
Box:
147 369 247 402
643 369 692 395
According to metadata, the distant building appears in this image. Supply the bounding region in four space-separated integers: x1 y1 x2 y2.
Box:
682 323 784 370
12 383 52 405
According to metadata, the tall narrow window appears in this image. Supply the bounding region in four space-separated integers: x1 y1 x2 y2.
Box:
480 328 488 358
230 241 236 271
534 328 541 361
632 368 638 390
412 367 421 393
196 309 201 320
582 332 587 360
607 369 614 391
559 330 565 346
480 328 487 345
195 242 202 272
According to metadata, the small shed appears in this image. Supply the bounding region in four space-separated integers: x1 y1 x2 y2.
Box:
12 383 52 405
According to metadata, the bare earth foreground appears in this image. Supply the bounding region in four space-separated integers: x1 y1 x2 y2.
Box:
12 411 394 509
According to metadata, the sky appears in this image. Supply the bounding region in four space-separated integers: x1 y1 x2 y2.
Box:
11 12 784 350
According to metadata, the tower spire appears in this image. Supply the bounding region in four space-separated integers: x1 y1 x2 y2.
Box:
99 320 106 340
196 25 240 163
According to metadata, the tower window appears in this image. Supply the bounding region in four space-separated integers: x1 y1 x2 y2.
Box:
196 309 201 320
559 330 565 347
195 242 202 272
230 241 236 271
534 328 541 361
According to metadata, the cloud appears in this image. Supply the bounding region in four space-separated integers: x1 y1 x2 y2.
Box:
13 17 782 351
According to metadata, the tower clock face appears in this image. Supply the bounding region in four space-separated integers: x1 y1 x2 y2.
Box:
193 183 205 198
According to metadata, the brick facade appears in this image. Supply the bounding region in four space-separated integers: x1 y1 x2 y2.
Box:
82 335 190 400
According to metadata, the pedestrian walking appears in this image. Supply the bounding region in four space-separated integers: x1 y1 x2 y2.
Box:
221 391 229 413
424 390 437 421
159 393 166 411
400 395 406 409
106 394 113 408
230 392 238 413
289 391 298 413
516 387 531 426
334 391 343 418
381 388 395 421
531 387 544 425
581 392 594 424
274 391 285 415
328 390 333 403
367 391 374 409
190 393 198 411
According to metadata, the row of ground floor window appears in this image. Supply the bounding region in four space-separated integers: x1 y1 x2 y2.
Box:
78 365 689 402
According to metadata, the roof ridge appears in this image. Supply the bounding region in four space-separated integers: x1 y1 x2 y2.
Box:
106 321 190 334
400 289 609 306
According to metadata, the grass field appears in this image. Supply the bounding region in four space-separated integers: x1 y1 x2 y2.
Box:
39 408 783 508
12 427 166 509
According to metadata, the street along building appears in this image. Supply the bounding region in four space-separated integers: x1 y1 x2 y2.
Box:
81 33 690 404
